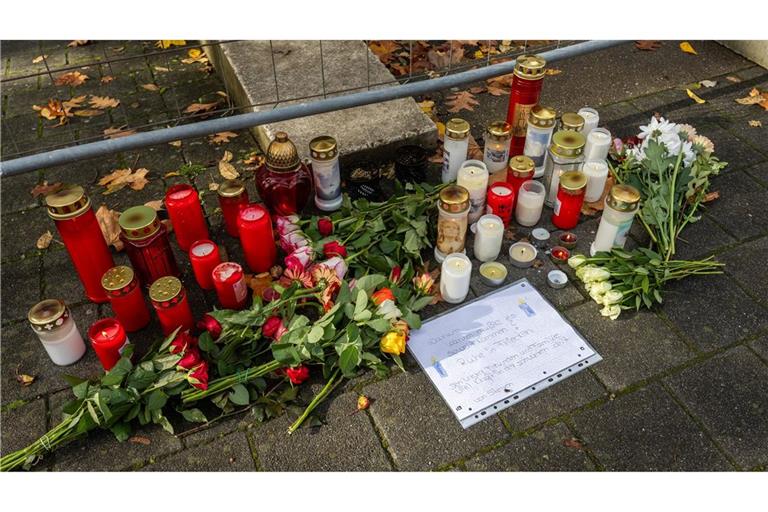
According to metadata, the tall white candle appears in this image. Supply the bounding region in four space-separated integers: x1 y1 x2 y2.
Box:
442 118 470 183
473 214 504 262
440 253 472 304
577 107 599 135
457 160 489 224
583 127 611 161
515 180 546 227
582 160 609 203
28 299 86 366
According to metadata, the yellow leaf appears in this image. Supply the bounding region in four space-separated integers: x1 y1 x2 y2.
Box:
156 40 186 49
686 89 706 104
748 120 762 127
219 150 239 179
168 140 182 147
473 50 484 59
679 42 697 55
32 55 47 64
418 100 434 114
36 231 53 249
545 68 562 76
436 121 446 138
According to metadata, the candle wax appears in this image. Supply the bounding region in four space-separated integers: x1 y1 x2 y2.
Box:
191 242 215 257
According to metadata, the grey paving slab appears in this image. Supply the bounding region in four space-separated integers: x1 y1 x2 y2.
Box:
695 123 767 172
702 170 768 241
0 173 43 214
142 431 255 471
1 208 53 263
671 214 736 261
0 399 47 456
41 246 102 304
665 346 768 469
250 391 391 471
571 383 731 471
751 335 768 360
365 371 509 471
564 302 694 391
662 273 768 351
464 423 595 471
629 88 720 128
1 255 41 322
720 236 768 305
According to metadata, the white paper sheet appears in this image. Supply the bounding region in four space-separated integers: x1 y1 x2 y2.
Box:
408 278 601 428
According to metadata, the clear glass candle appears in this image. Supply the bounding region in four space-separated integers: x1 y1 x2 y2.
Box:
88 317 129 371
582 159 610 203
552 171 587 230
218 179 249 238
583 127 612 162
238 204 276 273
439 253 472 304
101 265 151 332
486 182 515 227
442 118 470 183
505 55 547 157
310 135 343 211
577 107 599 135
543 130 586 207
435 185 470 262
165 183 209 252
523 105 557 178
149 276 195 336
591 184 641 255
457 160 489 224
119 205 179 286
483 121 512 182
189 240 221 290
515 180 546 227
473 214 504 262
212 262 248 310
28 299 86 366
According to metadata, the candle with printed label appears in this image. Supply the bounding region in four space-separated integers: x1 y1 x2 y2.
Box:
165 184 209 252
485 182 515 227
591 184 641 255
483 121 512 183
189 240 221 290
523 105 557 178
435 185 470 263
28 299 86 366
505 55 547 156
212 262 248 310
543 130 586 207
552 171 587 230
88 318 130 371
310 135 343 211
101 266 151 332
442 118 470 183
457 160 489 224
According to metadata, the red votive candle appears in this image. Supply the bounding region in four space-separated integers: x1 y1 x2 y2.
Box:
485 182 515 227
189 239 221 290
119 205 179 286
505 55 547 157
218 180 249 238
506 155 535 211
165 184 209 251
238 204 276 273
101 266 151 332
45 185 115 303
149 276 195 336
550 246 570 264
212 262 248 310
552 171 587 230
88 318 129 371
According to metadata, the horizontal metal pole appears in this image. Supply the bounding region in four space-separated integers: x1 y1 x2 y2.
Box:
1 40 627 177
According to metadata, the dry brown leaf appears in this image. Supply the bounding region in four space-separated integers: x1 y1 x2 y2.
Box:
32 55 47 64
30 181 63 197
215 91 229 99
183 101 220 115
545 68 562 76
726 75 742 83
144 199 164 210
32 99 72 125
562 438 584 449
89 95 120 109
36 231 53 249
208 131 239 144
446 90 479 113
486 73 513 96
219 150 239 179
748 120 763 127
99 168 150 194
103 126 138 139
95 205 123 251
54 71 89 87
129 436 151 445
468 85 487 94
702 191 720 203
100 75 116 84
73 109 105 117
369 41 400 64
168 140 182 148
467 134 483 161
427 48 463 69
243 152 264 166
67 40 89 48
63 95 87 109
635 40 661 51
140 83 160 92
208 182 220 191
15 366 35 387
154 66 170 73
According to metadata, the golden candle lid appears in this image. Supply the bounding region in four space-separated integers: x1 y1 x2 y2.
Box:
266 131 300 170
486 121 511 141
149 276 183 303
309 135 338 161
560 171 588 192
550 130 586 158
45 185 90 220
514 55 547 80
445 118 470 140
439 184 470 213
119 205 161 240
529 105 557 129
508 155 535 177
101 265 135 292
608 184 641 212
561 112 586 132
217 179 246 198
28 299 69 333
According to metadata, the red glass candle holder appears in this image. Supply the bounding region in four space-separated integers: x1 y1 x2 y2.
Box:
559 232 578 250
165 184 209 251
189 240 221 290
88 318 129 371
119 205 179 286
505 56 547 157
238 204 276 273
485 182 515 227
549 246 571 264
218 180 249 237
212 262 248 310
45 185 115 303
552 171 587 230
149 276 195 336
101 266 151 332
506 155 535 211
254 132 313 216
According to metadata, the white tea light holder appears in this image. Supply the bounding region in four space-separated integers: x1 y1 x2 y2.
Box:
547 270 569 289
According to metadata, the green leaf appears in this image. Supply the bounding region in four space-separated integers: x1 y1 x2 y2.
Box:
179 408 208 423
308 325 324 344
272 343 302 366
94 392 112 422
410 295 434 312
62 374 87 387
228 384 250 406
403 310 422 329
338 345 361 376
367 318 392 333
353 275 385 295
158 326 182 353
353 309 372 322
86 401 101 425
72 381 90 399
110 422 131 442
146 389 168 411
101 357 133 386
354 289 368 316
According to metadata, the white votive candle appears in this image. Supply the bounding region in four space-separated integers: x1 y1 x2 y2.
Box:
442 118 471 183
440 253 472 304
515 180 546 227
583 127 612 161
457 160 489 224
582 159 610 203
509 242 538 268
28 299 86 366
473 214 504 262
577 107 600 135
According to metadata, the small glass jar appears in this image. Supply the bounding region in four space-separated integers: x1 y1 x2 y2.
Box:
591 184 641 255
582 159 610 203
560 112 585 132
218 179 249 238
165 183 210 252
583 127 612 162
552 171 587 230
212 262 249 310
457 160 489 224
515 180 546 227
238 204 276 273
255 131 313 216
483 121 512 182
28 299 86 366
45 185 115 303
543 130 586 207
310 135 343 211
101 265 151 332
577 107 599 135
119 205 179 286
149 276 195 336
442 118 470 183
189 240 221 290
505 55 547 157
523 105 557 178
473 214 504 262
88 318 130 371
435 185 470 262
486 182 515 227
506 155 534 211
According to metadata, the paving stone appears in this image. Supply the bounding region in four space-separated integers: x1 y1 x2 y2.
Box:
41 246 108 304
564 302 694 391
663 273 768 351
502 370 607 432
365 371 509 470
464 423 595 471
571 383 730 471
1 255 41 323
629 88 720 128
1 208 53 262
665 346 768 469
0 399 47 456
0 172 43 214
720 236 768 305
250 391 391 471
697 123 767 172
750 335 768 361
597 101 646 140
702 170 768 241
142 431 255 471
672 214 736 260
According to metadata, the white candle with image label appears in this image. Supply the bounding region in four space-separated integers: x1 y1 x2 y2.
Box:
523 105 557 178
457 160 489 224
440 253 472 304
483 121 512 183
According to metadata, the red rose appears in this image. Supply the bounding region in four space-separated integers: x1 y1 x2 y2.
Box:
170 331 197 354
389 266 401 284
262 287 281 303
187 361 209 390
286 365 310 385
263 315 285 339
318 217 333 236
323 241 347 259
177 346 202 370
196 314 222 340
371 287 395 306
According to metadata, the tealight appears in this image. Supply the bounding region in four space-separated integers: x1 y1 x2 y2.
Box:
509 242 538 268
549 245 570 264
559 232 578 249
479 262 508 287
531 228 551 248
547 270 569 289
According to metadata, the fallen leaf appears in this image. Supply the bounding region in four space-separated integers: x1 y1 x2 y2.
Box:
748 120 763 127
183 101 220 115
679 41 698 55
111 46 126 54
486 73 513 96
369 41 400 64
156 40 186 49
562 438 584 449
699 80 717 88
243 152 264 166
128 436 151 445
686 89 706 104
467 134 483 160
95 205 123 251
36 231 53 249
468 86 487 94
168 140 182 148
219 150 239 179
635 41 661 51
446 90 479 113
140 83 160 92
545 68 562 76
73 109 105 117
103 126 137 139
702 191 720 203
208 182 220 191
67 40 89 48
181 48 209 65
30 181 63 197
144 199 164 210
247 272 273 299
99 168 150 194
54 71 89 87
15 366 35 386
32 99 72 125
89 95 120 109
221 150 234 163
32 55 47 64
418 100 435 115
725 75 741 83
154 66 170 73
209 131 238 144
100 75 116 84
735 88 765 106
532 259 545 269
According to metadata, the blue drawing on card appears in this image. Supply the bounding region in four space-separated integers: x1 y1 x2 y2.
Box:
432 357 448 378
517 297 536 317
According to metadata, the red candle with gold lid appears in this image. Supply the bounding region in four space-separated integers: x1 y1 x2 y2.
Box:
485 182 515 227
45 185 115 303
165 184 209 251
101 265 151 332
88 317 130 371
212 261 248 310
217 179 249 237
506 155 535 211
254 132 313 216
238 204 276 273
189 239 221 290
552 171 587 230
505 55 547 157
119 206 179 286
149 276 195 336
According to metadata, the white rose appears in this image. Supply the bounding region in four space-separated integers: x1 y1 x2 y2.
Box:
583 267 610 283
592 281 612 294
575 265 595 281
590 289 605 305
600 304 621 320
568 254 587 269
603 290 624 305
